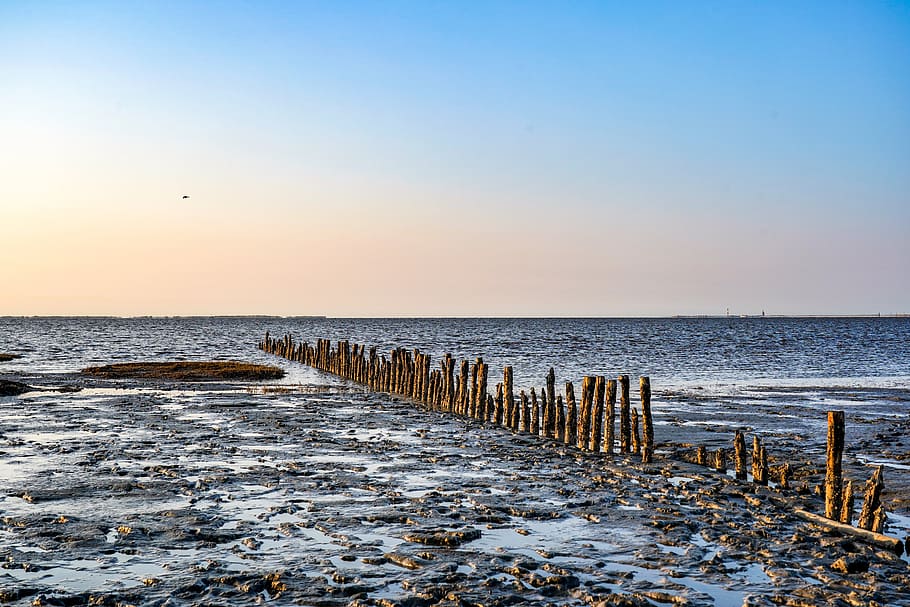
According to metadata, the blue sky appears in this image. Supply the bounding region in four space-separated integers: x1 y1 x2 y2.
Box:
1 1 908 315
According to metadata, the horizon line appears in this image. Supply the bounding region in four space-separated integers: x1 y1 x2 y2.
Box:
1 313 908 320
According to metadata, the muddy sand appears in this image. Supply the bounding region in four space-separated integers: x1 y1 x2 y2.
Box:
0 373 908 606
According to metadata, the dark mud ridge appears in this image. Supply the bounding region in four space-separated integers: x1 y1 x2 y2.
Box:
81 361 285 381
0 378 908 606
0 380 32 396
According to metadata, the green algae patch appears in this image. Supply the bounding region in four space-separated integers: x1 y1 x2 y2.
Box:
82 361 285 381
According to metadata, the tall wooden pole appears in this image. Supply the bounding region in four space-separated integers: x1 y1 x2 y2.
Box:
825 411 845 520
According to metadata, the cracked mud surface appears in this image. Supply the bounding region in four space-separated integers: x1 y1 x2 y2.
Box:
1 375 908 606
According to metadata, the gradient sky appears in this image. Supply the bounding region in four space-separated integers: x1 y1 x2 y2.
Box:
2 1 908 316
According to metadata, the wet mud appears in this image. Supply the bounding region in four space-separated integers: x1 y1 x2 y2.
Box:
0 375 908 606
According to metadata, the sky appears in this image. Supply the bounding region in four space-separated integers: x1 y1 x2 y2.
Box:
1 1 908 317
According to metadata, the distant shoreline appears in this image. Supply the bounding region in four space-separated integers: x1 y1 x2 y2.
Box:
1 314 908 320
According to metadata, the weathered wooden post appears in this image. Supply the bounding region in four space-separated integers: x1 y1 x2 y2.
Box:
503 367 515 430
840 480 854 524
591 376 605 452
540 389 551 438
752 436 768 485
546 368 557 438
734 430 748 480
714 448 727 473
563 382 576 445
444 355 455 411
477 361 488 420
530 388 540 435
604 379 616 455
825 411 845 520
470 360 479 413
556 396 566 443
630 409 641 455
858 466 884 531
520 391 531 432
577 377 593 450
458 359 469 415
619 375 631 453
640 376 654 464
696 445 707 466
485 395 494 423
779 462 791 490
494 383 504 426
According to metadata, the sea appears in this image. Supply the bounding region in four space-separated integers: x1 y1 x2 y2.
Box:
2 315 908 391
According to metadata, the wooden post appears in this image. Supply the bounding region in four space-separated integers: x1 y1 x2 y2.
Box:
858 466 884 531
458 359 469 415
563 382 576 445
520 391 530 432
734 430 747 480
556 396 566 443
752 436 767 485
470 360 479 413
485 394 494 423
540 389 551 438
631 408 640 455
714 448 727 473
640 376 653 464
590 376 605 452
780 462 791 490
494 383 504 426
577 377 593 450
840 480 854 525
503 367 515 430
444 355 455 411
696 445 707 466
619 375 631 454
546 368 557 439
477 361 488 420
825 411 845 520
604 379 616 455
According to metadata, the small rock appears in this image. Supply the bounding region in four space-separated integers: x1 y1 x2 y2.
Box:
831 556 869 574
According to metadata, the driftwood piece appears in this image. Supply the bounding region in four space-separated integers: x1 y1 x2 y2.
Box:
794 509 903 555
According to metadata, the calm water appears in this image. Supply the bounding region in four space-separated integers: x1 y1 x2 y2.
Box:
1 316 908 391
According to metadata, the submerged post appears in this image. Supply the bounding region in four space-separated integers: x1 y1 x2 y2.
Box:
825 411 845 520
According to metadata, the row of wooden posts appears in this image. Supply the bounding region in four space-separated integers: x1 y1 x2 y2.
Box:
259 332 655 462
259 331 897 550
